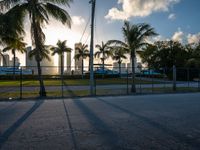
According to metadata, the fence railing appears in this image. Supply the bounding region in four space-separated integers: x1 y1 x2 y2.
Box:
0 66 200 100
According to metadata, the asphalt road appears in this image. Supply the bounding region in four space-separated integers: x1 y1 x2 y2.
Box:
0 93 200 149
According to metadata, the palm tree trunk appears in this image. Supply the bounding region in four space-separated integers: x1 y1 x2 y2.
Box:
37 60 46 97
31 10 46 97
61 54 64 75
131 54 136 93
82 59 84 79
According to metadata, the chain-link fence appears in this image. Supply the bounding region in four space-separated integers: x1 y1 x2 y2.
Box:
0 66 200 100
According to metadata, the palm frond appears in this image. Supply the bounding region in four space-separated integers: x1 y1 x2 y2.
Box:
44 3 71 27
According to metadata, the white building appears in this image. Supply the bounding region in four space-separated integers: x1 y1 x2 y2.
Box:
74 43 82 74
25 46 56 75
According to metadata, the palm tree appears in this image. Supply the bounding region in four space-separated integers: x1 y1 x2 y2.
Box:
3 37 26 77
74 43 90 78
112 47 127 76
0 7 25 44
95 41 112 73
51 40 71 75
108 21 157 92
0 0 72 97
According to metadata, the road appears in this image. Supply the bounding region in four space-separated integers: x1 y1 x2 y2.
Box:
0 93 200 149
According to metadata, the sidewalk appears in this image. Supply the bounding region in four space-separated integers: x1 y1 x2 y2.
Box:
0 93 200 149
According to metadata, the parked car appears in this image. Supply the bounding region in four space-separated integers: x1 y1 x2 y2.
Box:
141 69 161 75
94 68 119 75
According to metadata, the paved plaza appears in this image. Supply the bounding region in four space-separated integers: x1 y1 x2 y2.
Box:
0 93 200 149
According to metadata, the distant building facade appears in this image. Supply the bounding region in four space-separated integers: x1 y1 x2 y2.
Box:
25 46 56 75
74 43 82 74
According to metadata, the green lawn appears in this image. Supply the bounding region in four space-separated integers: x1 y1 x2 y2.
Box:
0 87 199 100
0 78 160 87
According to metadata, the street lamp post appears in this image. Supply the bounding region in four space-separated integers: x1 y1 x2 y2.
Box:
89 0 96 96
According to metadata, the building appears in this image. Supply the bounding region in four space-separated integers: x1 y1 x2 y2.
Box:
74 43 82 74
66 51 72 74
3 54 10 67
9 57 20 67
25 46 56 75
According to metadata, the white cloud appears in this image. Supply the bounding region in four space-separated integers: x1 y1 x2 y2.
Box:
72 16 85 26
168 13 176 20
187 33 200 44
172 28 184 43
105 0 180 20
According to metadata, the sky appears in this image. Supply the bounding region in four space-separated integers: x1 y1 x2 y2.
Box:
4 0 200 66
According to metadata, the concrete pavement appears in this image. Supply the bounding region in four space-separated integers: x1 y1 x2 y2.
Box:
0 93 200 149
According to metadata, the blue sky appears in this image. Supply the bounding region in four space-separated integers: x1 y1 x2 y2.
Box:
5 0 200 66
57 0 200 45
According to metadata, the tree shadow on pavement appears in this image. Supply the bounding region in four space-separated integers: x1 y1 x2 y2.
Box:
0 100 44 148
96 97 200 149
62 100 78 150
73 99 127 149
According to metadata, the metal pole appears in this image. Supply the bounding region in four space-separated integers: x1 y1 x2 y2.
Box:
173 65 176 92
198 69 200 91
20 67 22 99
139 69 142 94
163 68 166 91
127 69 129 95
89 0 96 96
61 70 64 98
187 68 190 88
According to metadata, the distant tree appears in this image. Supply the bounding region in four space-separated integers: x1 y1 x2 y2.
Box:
3 37 26 77
108 21 157 92
112 47 127 76
140 40 188 72
74 43 89 78
51 40 71 75
185 43 200 68
95 41 112 73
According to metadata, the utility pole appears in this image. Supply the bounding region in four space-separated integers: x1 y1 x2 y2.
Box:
89 0 96 95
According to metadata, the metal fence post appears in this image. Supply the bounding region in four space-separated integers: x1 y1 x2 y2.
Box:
139 69 142 94
127 69 129 95
173 65 177 92
187 68 190 88
94 75 96 96
20 67 22 100
61 69 64 98
163 68 166 91
198 69 200 91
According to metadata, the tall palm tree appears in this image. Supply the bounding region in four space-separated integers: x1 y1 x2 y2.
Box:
51 40 71 75
3 37 26 77
95 41 112 73
108 21 157 92
74 43 90 78
0 0 72 97
112 47 127 76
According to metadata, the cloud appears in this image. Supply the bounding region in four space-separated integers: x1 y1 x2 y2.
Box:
105 0 180 20
72 16 85 26
172 28 184 43
187 33 200 44
168 13 176 20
